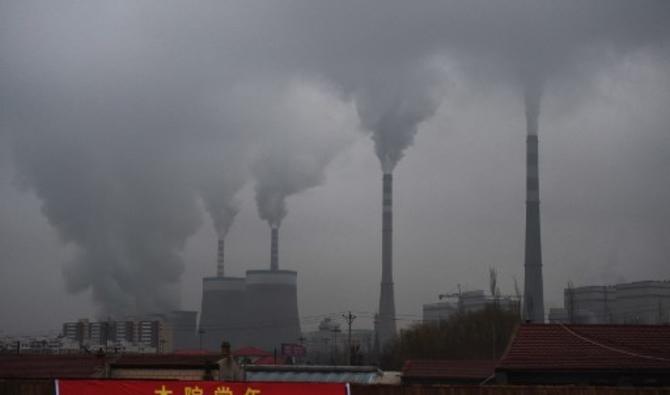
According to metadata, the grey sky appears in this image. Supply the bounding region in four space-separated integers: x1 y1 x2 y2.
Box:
1 0 669 334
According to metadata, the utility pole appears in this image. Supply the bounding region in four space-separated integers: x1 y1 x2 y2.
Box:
342 312 356 365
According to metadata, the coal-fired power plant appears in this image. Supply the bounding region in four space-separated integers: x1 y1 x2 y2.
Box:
376 172 397 347
198 239 246 350
198 226 301 351
523 95 545 323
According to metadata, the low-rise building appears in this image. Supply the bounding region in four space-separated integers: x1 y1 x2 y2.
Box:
302 318 373 365
496 323 670 386
402 360 497 385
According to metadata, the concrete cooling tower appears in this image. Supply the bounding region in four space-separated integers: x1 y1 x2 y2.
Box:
244 269 301 352
199 276 246 350
167 310 198 351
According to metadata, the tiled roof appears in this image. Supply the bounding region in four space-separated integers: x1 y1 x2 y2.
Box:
0 354 105 378
233 347 271 357
112 353 219 367
245 365 382 384
253 355 287 365
498 324 670 372
402 360 497 380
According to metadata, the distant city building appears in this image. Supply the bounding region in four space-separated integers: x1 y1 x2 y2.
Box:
550 280 670 324
422 302 457 323
303 318 374 365
58 311 197 354
422 290 520 322
0 335 81 354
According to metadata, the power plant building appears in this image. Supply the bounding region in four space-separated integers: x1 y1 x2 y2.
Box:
423 290 520 322
244 269 301 352
549 280 670 324
198 228 302 352
199 276 246 350
165 310 198 351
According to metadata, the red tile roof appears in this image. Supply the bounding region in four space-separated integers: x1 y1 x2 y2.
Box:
253 355 288 365
0 354 105 378
402 360 497 380
111 353 219 367
233 347 271 358
498 324 670 372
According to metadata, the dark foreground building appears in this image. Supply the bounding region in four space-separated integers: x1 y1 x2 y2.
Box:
402 360 497 385
496 323 670 386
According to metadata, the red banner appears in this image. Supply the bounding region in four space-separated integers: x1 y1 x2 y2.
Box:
56 380 347 395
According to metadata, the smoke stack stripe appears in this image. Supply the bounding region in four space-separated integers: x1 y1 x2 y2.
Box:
377 173 397 346
523 133 545 322
271 226 279 271
217 238 224 277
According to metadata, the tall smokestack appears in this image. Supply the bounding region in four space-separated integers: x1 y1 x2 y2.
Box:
523 89 545 323
217 238 224 277
377 172 397 346
271 226 279 271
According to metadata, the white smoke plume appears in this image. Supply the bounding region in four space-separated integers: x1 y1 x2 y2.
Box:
197 146 247 239
251 80 357 228
354 64 445 174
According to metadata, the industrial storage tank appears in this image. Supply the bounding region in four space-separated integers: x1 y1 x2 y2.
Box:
244 269 301 352
198 276 246 350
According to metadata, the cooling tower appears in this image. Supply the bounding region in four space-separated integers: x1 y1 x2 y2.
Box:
199 276 246 350
168 310 198 351
523 130 545 322
376 172 397 347
244 269 301 352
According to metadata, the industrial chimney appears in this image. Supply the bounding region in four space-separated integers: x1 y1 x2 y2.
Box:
271 226 279 271
376 172 397 346
523 97 545 323
217 238 224 277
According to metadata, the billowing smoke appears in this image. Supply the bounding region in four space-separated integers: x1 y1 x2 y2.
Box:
251 80 357 228
354 64 444 174
10 129 203 318
0 1 257 318
197 148 247 239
